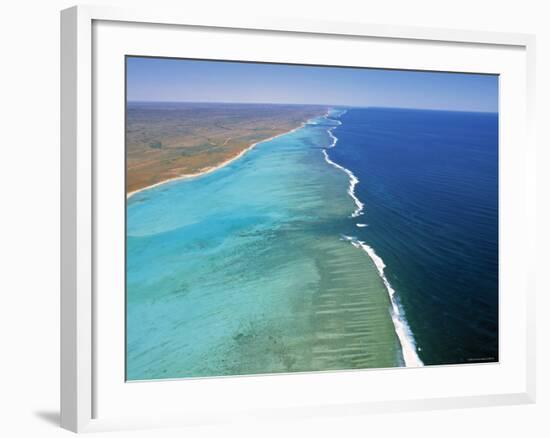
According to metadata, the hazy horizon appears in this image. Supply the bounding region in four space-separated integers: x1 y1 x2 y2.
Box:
126 99 498 113
127 57 499 113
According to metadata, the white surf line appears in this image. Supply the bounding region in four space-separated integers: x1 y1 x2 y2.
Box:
342 236 424 367
323 128 364 218
323 110 423 367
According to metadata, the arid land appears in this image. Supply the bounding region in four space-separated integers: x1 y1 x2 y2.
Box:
126 102 326 195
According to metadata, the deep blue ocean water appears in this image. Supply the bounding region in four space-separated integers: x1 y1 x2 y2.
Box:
330 107 499 365
126 105 498 380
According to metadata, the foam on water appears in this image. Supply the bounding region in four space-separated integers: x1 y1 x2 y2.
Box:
323 128 364 218
341 235 423 367
325 111 423 368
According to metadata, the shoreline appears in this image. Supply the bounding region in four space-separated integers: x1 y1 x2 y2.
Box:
127 115 322 199
127 106 405 379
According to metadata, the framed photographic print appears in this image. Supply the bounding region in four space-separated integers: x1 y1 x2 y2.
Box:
61 5 536 433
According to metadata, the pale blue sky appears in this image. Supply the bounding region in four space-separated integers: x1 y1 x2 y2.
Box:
126 57 498 112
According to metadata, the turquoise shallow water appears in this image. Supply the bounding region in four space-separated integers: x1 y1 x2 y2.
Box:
126 110 404 380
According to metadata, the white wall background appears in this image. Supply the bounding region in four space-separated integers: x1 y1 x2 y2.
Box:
0 0 547 436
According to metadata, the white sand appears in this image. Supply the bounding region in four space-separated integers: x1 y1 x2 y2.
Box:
127 120 313 199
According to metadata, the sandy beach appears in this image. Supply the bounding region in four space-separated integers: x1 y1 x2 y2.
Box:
127 119 314 199
126 102 326 195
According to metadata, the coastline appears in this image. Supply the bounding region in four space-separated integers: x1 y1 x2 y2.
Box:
127 114 324 199
127 106 404 378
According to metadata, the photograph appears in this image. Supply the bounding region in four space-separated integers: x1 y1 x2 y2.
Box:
0 0 543 435
125 56 499 381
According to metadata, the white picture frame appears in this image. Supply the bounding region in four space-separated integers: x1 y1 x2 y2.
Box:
60 4 537 433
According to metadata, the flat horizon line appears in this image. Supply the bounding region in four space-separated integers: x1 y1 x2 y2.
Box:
127 100 497 114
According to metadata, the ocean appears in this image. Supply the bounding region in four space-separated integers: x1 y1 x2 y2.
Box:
126 106 498 380
330 108 499 366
